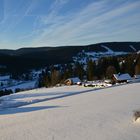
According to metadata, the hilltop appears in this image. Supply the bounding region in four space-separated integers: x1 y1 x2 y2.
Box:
0 42 140 70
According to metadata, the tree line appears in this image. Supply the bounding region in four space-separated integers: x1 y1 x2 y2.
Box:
38 53 140 87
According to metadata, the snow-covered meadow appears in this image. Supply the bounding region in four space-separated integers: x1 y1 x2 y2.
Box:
0 83 140 140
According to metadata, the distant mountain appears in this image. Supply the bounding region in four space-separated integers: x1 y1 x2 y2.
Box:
0 42 140 72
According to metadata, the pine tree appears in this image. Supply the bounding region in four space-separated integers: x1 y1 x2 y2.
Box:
135 55 140 75
62 64 73 80
51 70 60 86
87 60 95 81
135 65 140 75
74 62 84 80
106 65 117 79
125 55 135 76
38 70 51 87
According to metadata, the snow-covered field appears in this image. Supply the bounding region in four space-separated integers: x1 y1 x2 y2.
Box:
0 83 140 140
5 80 37 92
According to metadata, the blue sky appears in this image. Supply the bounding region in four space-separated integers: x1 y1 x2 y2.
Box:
0 0 140 49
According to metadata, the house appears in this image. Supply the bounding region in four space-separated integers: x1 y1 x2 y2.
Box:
133 75 140 82
64 77 81 85
113 73 132 83
134 75 140 79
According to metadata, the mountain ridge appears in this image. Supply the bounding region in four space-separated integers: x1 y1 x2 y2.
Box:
0 42 140 72
0 41 140 55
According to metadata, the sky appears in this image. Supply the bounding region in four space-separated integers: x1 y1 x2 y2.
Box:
0 0 140 49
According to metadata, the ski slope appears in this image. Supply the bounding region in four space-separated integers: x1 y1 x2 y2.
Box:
0 83 140 140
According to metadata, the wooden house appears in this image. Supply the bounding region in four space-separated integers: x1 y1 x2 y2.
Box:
64 77 81 86
113 73 132 83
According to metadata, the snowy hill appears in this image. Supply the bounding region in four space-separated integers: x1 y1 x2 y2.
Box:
73 44 128 63
0 83 140 140
0 42 140 71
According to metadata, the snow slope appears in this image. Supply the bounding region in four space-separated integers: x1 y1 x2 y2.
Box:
0 83 140 140
5 80 37 92
129 45 137 52
73 45 128 64
101 45 114 54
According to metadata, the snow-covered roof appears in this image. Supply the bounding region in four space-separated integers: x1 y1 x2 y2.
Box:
0 75 10 81
134 75 140 79
113 73 132 81
68 77 81 84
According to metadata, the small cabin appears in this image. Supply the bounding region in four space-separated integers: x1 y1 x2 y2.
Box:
113 73 132 83
64 77 81 86
134 75 140 79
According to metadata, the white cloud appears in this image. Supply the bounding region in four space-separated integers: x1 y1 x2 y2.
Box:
31 0 140 47
21 0 70 46
0 0 38 34
0 0 140 49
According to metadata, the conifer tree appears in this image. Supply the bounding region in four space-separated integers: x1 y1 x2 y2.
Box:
51 70 60 86
106 65 117 79
87 60 95 80
135 54 140 75
74 62 84 80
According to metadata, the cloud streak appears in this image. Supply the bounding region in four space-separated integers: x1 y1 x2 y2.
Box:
0 0 140 49
31 0 140 47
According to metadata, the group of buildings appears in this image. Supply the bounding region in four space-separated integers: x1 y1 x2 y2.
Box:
64 73 140 87
0 72 140 94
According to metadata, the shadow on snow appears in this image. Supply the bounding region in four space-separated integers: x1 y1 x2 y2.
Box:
0 105 61 115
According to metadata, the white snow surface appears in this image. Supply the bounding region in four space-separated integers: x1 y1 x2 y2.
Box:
129 45 137 52
101 45 114 54
0 83 140 140
5 80 37 92
73 45 128 64
0 75 10 81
